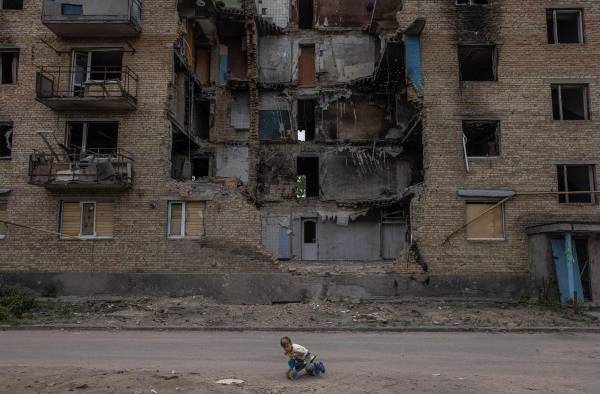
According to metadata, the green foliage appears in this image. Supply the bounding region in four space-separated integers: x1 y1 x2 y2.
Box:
0 285 39 321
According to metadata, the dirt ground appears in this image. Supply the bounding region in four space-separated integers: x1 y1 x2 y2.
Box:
17 295 600 329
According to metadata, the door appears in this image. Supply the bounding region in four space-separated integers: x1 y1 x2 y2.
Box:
298 46 315 86
382 223 405 260
302 219 318 260
551 235 585 303
71 51 89 96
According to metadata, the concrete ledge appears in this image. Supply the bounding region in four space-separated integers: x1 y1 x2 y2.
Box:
2 325 600 334
0 272 530 304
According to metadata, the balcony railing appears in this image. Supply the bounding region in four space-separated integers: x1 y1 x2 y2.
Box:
36 66 138 111
42 0 142 38
29 149 134 191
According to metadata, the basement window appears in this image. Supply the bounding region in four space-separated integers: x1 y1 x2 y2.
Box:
0 202 6 239
547 9 583 44
463 121 500 158
297 157 319 198
552 84 589 120
557 164 596 204
298 0 314 29
466 201 505 240
1 0 23 9
61 4 82 15
60 201 114 240
456 0 489 5
168 201 205 238
458 45 496 81
297 99 316 141
1 50 19 84
0 123 13 159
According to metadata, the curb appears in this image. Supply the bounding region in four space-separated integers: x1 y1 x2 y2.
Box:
2 325 600 333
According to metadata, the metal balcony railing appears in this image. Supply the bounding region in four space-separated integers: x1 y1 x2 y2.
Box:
36 66 139 101
29 149 134 189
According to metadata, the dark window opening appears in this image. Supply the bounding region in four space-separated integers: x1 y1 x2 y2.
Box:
0 124 13 159
196 100 210 140
458 45 496 81
297 157 319 197
1 50 19 84
574 237 592 301
89 51 123 81
298 0 313 29
463 121 500 157
66 122 119 156
547 9 583 44
297 99 316 141
61 4 82 15
192 157 210 178
1 0 23 10
557 164 595 204
303 220 316 244
171 127 202 181
552 84 588 120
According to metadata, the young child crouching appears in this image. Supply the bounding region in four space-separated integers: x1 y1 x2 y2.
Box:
280 336 326 381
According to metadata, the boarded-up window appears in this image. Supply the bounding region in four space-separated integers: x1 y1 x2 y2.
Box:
168 201 205 238
60 201 113 239
0 202 7 238
466 202 504 240
298 45 316 86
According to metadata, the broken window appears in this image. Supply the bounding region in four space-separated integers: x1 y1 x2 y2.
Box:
456 0 488 5
1 50 19 84
299 0 314 29
557 164 595 204
298 45 316 86
62 4 82 15
192 156 211 179
71 49 123 94
297 99 316 141
60 201 114 239
463 121 500 158
66 122 119 156
547 9 583 44
552 84 589 120
458 45 496 81
170 126 205 181
259 110 291 140
466 202 505 240
1 0 23 9
0 123 13 159
0 202 6 239
168 201 205 238
297 157 319 198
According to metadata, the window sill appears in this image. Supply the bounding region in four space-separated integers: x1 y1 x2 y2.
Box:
0 157 12 161
467 238 506 242
467 156 501 161
60 237 113 241
168 236 203 240
558 202 596 206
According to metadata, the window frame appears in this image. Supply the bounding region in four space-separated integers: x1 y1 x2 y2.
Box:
0 201 7 240
557 164 596 204
167 201 205 239
465 201 506 241
0 49 19 85
0 122 13 160
0 0 23 10
552 84 590 121
79 201 97 239
462 120 501 160
59 201 113 240
547 8 584 44
457 44 497 82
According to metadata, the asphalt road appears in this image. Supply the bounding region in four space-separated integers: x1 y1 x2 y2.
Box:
0 330 599 393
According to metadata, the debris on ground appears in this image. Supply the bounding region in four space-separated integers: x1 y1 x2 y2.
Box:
216 378 245 385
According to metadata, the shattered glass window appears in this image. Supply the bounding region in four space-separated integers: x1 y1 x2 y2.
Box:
463 121 499 158
0 124 13 159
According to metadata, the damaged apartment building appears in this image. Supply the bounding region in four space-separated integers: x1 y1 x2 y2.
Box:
2 0 600 305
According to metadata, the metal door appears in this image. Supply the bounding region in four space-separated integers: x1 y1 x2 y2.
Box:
301 219 318 260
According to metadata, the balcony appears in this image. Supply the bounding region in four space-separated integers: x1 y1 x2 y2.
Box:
29 149 134 191
36 66 138 111
42 0 142 38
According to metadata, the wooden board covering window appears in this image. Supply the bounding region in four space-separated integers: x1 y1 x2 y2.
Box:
95 203 114 238
466 203 504 239
185 202 205 237
0 203 6 236
61 202 81 238
298 46 316 86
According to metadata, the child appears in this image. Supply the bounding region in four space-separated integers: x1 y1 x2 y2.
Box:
280 336 326 381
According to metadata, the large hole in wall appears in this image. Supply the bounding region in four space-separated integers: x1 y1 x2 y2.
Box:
458 45 496 81
297 157 319 197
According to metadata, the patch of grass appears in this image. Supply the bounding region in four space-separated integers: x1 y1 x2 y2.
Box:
0 285 39 322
